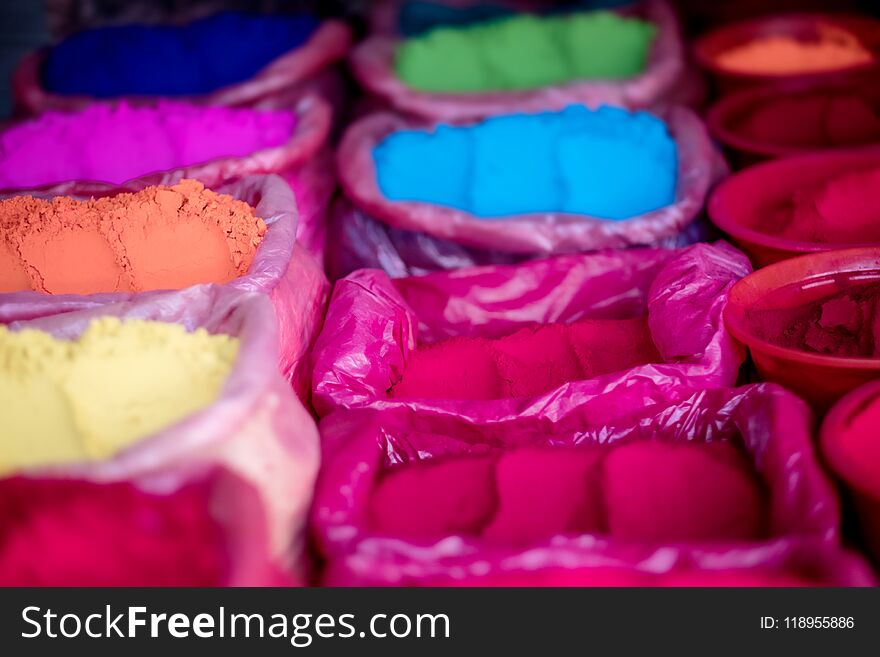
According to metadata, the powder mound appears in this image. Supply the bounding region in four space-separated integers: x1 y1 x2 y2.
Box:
715 25 874 75
43 11 320 98
0 179 267 294
366 441 766 544
375 105 678 220
745 280 880 358
831 391 880 497
736 92 880 149
0 317 239 476
389 316 660 400
395 10 656 93
0 477 227 586
0 102 296 189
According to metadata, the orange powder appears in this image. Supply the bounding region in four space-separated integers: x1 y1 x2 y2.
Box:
0 180 266 294
715 25 874 75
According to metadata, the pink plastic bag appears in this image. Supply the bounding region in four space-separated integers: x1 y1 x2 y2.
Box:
2 287 320 586
12 20 353 117
312 242 751 420
350 0 685 121
312 383 874 586
0 174 330 405
330 105 725 277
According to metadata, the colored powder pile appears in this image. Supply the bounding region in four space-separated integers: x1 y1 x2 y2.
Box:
763 166 880 243
736 91 880 149
0 477 226 586
0 179 267 294
368 441 766 543
43 11 320 98
375 105 678 220
0 317 239 476
394 10 656 92
390 317 661 400
714 25 874 75
830 391 880 497
0 102 296 189
745 280 880 357
443 569 812 587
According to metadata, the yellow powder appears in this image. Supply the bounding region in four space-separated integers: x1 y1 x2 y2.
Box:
0 317 238 476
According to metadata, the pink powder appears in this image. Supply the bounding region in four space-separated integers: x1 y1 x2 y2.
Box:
603 441 767 542
0 102 296 188
390 317 660 400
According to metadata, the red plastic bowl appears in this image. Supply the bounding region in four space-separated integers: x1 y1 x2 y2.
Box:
693 13 880 96
821 380 880 563
725 247 880 412
706 80 880 169
708 146 880 267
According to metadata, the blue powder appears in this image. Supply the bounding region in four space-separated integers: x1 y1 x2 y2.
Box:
42 11 320 98
400 1 636 37
374 105 678 221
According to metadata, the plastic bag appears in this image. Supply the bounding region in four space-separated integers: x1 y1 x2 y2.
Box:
350 0 685 121
312 383 874 586
0 174 330 405
312 242 750 420
1 287 320 586
330 105 724 276
12 20 352 116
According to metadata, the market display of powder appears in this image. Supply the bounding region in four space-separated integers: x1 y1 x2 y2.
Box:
0 179 267 294
389 317 661 400
0 102 296 189
734 91 880 149
394 10 656 92
744 279 880 358
714 25 874 75
375 105 678 220
0 477 227 586
761 166 880 244
0 317 238 476
368 442 767 543
42 11 320 97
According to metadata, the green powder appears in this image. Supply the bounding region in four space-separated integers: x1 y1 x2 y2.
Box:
395 11 657 93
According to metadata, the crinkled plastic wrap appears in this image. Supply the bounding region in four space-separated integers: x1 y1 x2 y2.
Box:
312 384 875 586
313 242 750 420
3 287 320 586
350 0 685 121
12 20 353 116
0 174 330 405
330 105 724 276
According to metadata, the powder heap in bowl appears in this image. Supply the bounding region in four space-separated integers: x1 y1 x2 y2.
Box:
0 317 239 476
0 179 267 294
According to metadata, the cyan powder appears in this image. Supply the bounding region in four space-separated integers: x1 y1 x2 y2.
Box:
42 11 320 98
374 105 678 220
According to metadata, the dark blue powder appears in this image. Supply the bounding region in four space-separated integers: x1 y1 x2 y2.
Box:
42 11 320 98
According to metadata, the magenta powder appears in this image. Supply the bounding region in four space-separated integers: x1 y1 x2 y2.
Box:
0 102 296 188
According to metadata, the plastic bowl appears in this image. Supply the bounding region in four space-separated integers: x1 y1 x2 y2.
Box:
693 13 880 96
725 247 880 412
821 380 880 563
706 80 880 169
708 146 880 267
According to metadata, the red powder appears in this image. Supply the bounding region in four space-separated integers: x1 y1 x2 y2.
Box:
603 441 766 542
482 447 606 544
765 166 880 243
390 317 660 400
746 281 880 357
0 477 227 586
830 392 880 496
367 455 499 539
738 92 880 149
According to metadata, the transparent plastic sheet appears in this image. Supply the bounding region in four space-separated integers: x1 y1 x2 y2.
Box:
0 174 331 405
313 242 751 421
350 0 685 121
312 384 876 586
331 105 725 272
12 20 353 116
3 287 320 586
